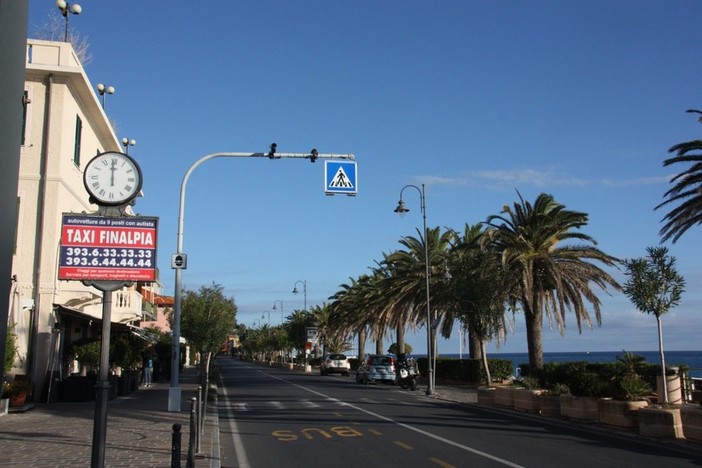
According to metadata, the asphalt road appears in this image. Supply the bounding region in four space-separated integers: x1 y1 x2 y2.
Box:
216 358 702 468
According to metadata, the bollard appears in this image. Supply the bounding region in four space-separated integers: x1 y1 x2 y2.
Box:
171 423 182 468
186 397 196 468
196 385 201 454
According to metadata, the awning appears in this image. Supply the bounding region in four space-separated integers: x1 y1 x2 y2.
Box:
54 304 132 333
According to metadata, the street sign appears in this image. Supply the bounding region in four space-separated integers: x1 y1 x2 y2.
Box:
171 253 187 269
324 160 357 196
58 214 158 282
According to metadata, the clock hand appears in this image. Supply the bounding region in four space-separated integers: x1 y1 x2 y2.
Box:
110 159 117 186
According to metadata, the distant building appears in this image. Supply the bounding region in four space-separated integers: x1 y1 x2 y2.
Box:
8 39 161 400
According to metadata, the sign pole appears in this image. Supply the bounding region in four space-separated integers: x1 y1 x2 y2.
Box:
169 149 354 411
87 280 129 468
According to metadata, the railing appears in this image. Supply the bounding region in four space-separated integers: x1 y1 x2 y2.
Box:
111 290 144 323
683 370 702 403
26 39 81 67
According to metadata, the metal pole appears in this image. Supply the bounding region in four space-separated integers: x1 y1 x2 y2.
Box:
419 184 434 395
171 423 182 468
90 281 126 468
170 150 354 412
187 397 196 468
396 184 433 395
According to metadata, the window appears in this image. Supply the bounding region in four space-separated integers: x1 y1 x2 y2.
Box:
73 115 82 165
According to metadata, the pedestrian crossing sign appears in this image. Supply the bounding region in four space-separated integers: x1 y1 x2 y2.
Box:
324 160 357 196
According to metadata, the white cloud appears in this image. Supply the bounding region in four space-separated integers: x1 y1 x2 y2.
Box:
419 169 673 191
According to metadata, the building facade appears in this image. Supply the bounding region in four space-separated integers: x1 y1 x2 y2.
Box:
8 39 161 400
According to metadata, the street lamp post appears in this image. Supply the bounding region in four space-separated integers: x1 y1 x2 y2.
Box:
292 280 307 312
170 147 354 411
272 300 283 325
56 0 81 42
262 311 270 326
121 138 136 155
394 183 434 395
96 84 114 110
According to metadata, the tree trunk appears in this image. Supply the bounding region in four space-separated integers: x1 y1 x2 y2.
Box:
524 303 544 379
480 339 492 386
358 327 366 358
657 315 668 404
468 327 481 359
396 325 405 355
375 338 383 355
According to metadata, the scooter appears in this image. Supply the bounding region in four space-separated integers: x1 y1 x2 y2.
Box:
396 355 419 391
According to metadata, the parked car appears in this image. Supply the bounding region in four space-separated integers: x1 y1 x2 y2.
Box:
355 354 396 384
320 353 350 376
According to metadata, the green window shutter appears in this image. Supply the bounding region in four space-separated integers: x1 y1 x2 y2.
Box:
21 91 28 146
73 115 82 165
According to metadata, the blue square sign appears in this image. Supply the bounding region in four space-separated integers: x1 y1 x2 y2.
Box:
324 160 357 196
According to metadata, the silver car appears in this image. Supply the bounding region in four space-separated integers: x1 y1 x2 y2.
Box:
355 354 396 384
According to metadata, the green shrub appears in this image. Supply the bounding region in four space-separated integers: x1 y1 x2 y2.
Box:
414 357 512 383
546 383 570 395
70 338 101 369
4 329 17 373
617 377 651 401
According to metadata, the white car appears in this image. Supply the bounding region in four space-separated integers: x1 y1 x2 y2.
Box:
320 353 350 376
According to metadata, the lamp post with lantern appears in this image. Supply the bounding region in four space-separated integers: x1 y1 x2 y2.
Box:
393 183 434 395
56 0 81 42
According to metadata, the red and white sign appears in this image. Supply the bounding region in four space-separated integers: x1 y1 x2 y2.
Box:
58 214 158 282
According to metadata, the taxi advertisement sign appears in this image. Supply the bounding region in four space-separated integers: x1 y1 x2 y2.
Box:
58 214 158 282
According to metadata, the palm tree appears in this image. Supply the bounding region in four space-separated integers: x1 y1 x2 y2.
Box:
309 303 330 356
656 109 702 243
485 192 620 378
328 273 387 358
450 223 510 385
378 227 455 388
284 309 313 360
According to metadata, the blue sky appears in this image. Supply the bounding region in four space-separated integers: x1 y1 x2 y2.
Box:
29 1 702 355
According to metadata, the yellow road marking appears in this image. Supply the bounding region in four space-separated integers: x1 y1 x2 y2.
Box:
368 428 383 436
429 457 455 468
393 441 414 450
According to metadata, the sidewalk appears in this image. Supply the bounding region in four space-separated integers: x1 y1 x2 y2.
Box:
0 367 218 467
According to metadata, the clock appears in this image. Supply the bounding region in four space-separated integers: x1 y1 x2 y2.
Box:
83 151 143 206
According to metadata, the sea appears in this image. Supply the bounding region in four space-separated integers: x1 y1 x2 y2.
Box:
435 351 702 378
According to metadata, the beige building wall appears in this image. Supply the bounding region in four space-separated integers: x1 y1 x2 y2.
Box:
9 40 151 397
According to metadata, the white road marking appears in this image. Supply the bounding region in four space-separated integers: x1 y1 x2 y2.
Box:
220 381 250 468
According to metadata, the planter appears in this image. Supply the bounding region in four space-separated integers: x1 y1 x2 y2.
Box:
494 386 516 409
513 389 543 413
477 387 496 407
59 375 95 402
560 394 598 422
657 375 683 404
681 404 702 442
117 370 139 396
539 395 561 417
597 398 648 429
638 406 683 439
9 392 27 407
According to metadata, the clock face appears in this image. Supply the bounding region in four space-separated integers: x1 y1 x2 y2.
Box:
83 152 143 206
